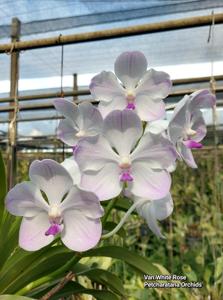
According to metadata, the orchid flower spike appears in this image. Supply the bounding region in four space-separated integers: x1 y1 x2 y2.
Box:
5 159 103 252
168 89 216 168
54 99 103 147
74 109 177 201
90 51 172 121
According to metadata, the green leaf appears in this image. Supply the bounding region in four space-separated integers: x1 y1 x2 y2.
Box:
0 246 72 294
214 256 223 281
43 281 119 300
83 246 160 275
0 296 35 300
78 267 125 296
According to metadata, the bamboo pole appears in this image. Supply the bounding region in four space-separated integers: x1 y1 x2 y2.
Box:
0 74 223 104
7 18 20 189
0 89 89 103
0 13 223 53
1 87 223 113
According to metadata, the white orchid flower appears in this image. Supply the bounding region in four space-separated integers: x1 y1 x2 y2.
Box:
5 159 104 252
135 193 173 238
74 109 176 201
89 51 172 121
168 89 216 168
54 99 103 147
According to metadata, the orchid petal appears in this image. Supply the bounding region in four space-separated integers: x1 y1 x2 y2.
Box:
135 96 166 122
61 186 104 218
80 163 122 201
191 110 207 142
29 160 73 205
136 69 172 99
189 89 216 110
131 132 176 169
62 211 102 251
137 194 173 238
114 51 147 89
77 102 103 134
89 71 125 103
145 120 169 134
75 136 119 172
57 119 79 146
6 182 48 217
98 96 127 118
178 142 197 168
19 212 54 251
129 162 171 199
54 98 78 123
168 96 189 143
103 110 143 157
61 156 81 185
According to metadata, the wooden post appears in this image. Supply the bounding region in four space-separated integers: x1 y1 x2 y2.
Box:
7 18 20 189
73 73 78 103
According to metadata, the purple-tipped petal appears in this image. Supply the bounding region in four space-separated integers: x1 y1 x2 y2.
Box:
114 51 147 89
103 110 143 157
29 160 73 205
5 181 48 217
189 89 216 110
19 212 54 251
183 140 203 149
61 211 102 252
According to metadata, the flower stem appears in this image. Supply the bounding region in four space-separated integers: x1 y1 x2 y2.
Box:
102 197 118 225
101 198 148 239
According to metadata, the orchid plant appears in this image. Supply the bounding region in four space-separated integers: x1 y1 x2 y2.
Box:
5 51 216 252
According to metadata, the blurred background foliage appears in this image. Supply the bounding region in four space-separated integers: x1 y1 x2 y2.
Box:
0 147 223 300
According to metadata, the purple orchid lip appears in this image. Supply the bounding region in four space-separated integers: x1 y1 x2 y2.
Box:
126 103 136 110
183 140 203 149
45 223 61 236
120 171 133 182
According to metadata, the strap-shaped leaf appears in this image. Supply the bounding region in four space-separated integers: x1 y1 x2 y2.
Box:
83 246 160 275
0 296 34 300
77 267 125 296
35 281 119 300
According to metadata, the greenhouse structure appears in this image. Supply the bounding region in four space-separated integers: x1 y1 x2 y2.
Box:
0 1 223 300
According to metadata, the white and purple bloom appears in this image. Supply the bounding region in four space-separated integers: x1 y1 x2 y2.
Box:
90 51 172 121
5 159 103 252
54 99 103 147
168 89 216 168
135 193 173 238
74 109 176 201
